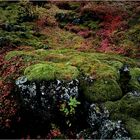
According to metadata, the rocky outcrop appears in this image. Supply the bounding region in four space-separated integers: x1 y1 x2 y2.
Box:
77 104 130 139
16 76 79 122
14 75 132 139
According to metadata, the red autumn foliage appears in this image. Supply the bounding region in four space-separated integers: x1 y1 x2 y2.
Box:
36 16 48 28
0 81 18 128
0 50 25 129
1 57 23 80
47 129 61 139
97 13 126 53
77 30 92 38
78 2 131 55
98 38 110 52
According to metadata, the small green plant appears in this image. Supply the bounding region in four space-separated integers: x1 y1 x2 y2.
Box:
60 97 80 127
60 103 69 116
60 97 80 116
68 97 81 115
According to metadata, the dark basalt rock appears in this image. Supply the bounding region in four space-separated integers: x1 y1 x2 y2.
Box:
16 76 79 122
0 37 11 47
127 90 140 97
3 23 13 32
99 120 129 139
138 77 140 83
80 11 101 22
119 64 131 93
15 76 130 139
87 104 109 129
55 13 83 26
1 22 27 32
72 18 83 25
77 104 130 139
119 64 131 79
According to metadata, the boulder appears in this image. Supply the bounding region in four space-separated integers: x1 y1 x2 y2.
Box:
105 92 140 138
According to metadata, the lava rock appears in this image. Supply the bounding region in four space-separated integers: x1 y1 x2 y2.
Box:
0 36 11 47
87 104 109 129
16 76 79 121
80 103 131 139
55 13 67 22
138 77 140 83
119 64 131 93
77 128 97 139
3 23 13 31
99 120 129 139
127 90 140 97
72 18 83 25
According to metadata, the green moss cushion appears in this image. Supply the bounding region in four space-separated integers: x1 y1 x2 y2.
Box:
82 78 122 102
24 62 79 81
129 68 140 91
105 94 140 138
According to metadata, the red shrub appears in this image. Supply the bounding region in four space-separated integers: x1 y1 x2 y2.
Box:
0 82 18 128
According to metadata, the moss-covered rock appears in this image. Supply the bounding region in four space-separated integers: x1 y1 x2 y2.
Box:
81 78 122 103
24 62 79 81
125 118 140 139
5 49 139 104
78 59 122 103
105 94 140 120
103 60 123 70
129 68 140 91
104 93 140 138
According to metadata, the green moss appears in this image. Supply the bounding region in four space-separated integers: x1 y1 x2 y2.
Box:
128 25 140 44
5 49 71 64
0 2 48 48
5 49 137 66
68 54 87 66
80 62 118 81
24 62 79 81
125 118 140 139
92 64 118 80
88 53 136 67
104 93 140 139
0 4 20 24
83 20 100 30
105 94 140 120
5 51 37 61
103 60 123 70
68 2 81 10
119 95 140 120
42 27 87 50
129 68 140 91
6 49 139 84
5 49 139 91
82 78 122 102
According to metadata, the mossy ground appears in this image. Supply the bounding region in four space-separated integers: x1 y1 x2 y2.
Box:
5 48 139 104
0 1 140 139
